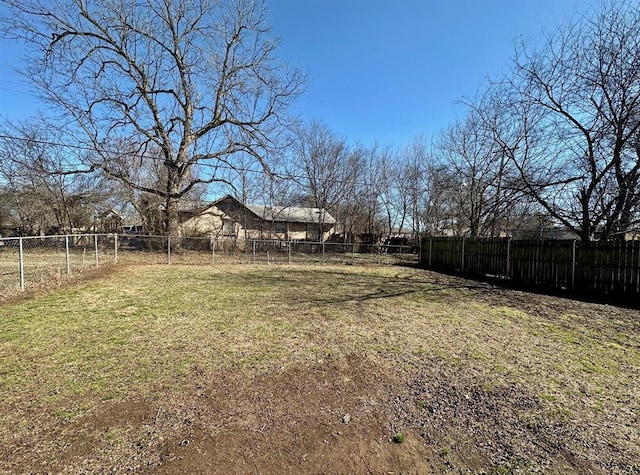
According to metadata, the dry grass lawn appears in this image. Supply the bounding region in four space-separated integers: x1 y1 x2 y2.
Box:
0 263 638 474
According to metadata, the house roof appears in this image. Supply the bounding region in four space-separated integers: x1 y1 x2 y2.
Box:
206 195 336 225
97 208 123 219
245 204 336 225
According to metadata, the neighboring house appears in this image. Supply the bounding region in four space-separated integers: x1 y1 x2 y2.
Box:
511 225 580 241
621 229 640 241
180 195 336 242
95 209 124 233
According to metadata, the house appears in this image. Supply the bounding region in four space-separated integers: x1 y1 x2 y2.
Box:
511 225 580 240
180 195 336 242
95 209 124 233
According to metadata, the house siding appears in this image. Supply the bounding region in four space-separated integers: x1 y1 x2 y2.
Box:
180 195 335 243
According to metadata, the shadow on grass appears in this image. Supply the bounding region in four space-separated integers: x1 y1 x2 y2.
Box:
222 266 492 306
421 264 640 311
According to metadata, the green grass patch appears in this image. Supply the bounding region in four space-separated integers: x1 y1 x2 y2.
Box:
0 263 638 472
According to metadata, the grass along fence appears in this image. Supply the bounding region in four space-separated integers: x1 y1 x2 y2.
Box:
0 234 117 297
421 236 640 298
0 233 417 297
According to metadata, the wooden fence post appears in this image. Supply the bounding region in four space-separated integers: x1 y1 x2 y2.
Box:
571 240 576 290
506 238 511 278
411 235 640 299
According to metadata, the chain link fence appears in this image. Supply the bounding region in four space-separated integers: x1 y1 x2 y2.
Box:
0 234 117 298
1 234 418 298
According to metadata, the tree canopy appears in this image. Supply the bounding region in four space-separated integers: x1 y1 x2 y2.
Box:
1 0 305 235
2 0 640 242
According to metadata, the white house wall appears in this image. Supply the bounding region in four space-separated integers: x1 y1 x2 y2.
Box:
180 203 334 242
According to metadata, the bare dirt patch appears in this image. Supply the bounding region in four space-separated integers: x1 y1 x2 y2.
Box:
10 355 438 474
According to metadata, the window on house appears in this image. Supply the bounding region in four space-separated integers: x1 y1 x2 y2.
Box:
222 218 236 236
275 222 287 233
306 223 318 241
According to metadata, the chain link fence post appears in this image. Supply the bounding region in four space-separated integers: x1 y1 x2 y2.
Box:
65 235 71 275
19 237 25 291
94 234 99 268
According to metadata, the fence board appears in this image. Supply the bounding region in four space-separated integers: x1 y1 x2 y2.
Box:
421 237 640 300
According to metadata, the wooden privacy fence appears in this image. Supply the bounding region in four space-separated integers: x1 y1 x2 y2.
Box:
421 237 640 298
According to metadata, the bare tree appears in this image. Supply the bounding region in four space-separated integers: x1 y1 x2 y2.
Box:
290 121 359 240
356 143 387 239
503 0 640 240
0 119 109 234
105 140 207 233
1 0 305 236
377 150 403 238
397 136 450 239
434 104 527 238
331 149 363 242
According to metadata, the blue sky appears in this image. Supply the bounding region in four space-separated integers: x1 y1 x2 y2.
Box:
0 0 586 148
268 0 585 147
